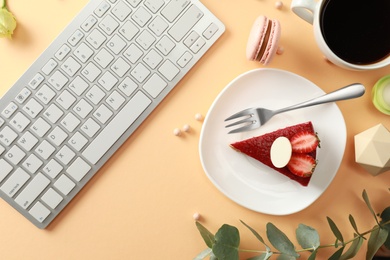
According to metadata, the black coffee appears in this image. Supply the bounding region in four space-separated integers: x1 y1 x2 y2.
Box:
320 0 390 65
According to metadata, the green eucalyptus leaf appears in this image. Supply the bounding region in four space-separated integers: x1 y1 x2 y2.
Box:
327 217 344 243
196 222 215 248
308 249 317 260
328 247 344 260
212 224 240 260
296 224 320 251
240 220 270 251
380 207 390 249
247 252 273 260
266 223 299 258
276 254 297 260
348 214 360 235
194 248 212 260
362 189 379 224
339 235 364 260
366 226 389 260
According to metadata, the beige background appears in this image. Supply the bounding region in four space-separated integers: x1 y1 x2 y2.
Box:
0 0 390 259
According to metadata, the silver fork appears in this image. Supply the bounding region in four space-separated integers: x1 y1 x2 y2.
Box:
225 83 365 134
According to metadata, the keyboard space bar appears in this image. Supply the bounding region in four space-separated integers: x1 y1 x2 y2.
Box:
82 91 151 165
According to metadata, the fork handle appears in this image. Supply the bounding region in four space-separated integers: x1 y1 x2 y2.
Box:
275 83 365 114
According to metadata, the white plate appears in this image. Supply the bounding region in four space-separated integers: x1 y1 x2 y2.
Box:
199 68 346 215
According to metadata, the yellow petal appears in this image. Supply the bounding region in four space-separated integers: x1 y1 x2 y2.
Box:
0 8 16 38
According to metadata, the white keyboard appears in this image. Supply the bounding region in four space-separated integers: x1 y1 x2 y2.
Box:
0 0 224 228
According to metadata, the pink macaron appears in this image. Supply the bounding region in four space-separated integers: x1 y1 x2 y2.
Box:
246 15 281 65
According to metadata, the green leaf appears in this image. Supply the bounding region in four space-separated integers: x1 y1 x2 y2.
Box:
307 249 317 260
194 248 212 260
266 223 299 258
362 189 379 224
339 235 364 260
380 206 390 249
296 224 320 251
328 247 344 260
212 224 240 260
240 220 270 251
327 217 344 243
196 222 215 248
366 226 389 260
348 214 360 235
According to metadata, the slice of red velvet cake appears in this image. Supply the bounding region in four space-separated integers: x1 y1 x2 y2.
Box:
230 121 318 186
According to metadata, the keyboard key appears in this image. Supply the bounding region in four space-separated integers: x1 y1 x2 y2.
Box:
5 145 26 165
35 140 56 160
0 168 30 198
144 0 165 13
23 98 43 118
93 104 113 124
60 113 81 132
0 126 18 146
136 30 155 50
203 22 219 39
56 90 76 110
74 43 94 63
61 56 82 77
28 73 45 89
99 71 118 91
31 117 51 137
81 118 101 138
55 44 71 61
67 157 91 182
106 91 125 110
42 59 58 75
112 1 132 21
99 14 119 35
81 15 97 32
87 29 107 49
94 48 114 68
2 101 18 118
82 62 102 82
131 63 150 83
29 201 51 223
54 174 75 195
10 112 30 132
22 154 43 174
15 172 50 209
68 30 84 46
158 60 179 81
94 1 110 17
118 77 138 97
119 21 140 41
124 43 143 63
41 188 63 209
36 84 56 104
15 88 32 104
127 0 142 8
161 0 190 22
168 5 203 41
18 131 39 151
143 74 167 98
48 126 68 146
56 145 76 165
132 6 152 27
149 16 168 36
0 159 13 182
177 51 193 68
43 104 64 124
43 159 63 179
48 71 68 90
156 35 175 55
73 99 93 119
69 76 89 96
68 132 88 151
82 91 151 164
111 57 131 77
86 85 106 105
107 34 126 54
143 49 163 69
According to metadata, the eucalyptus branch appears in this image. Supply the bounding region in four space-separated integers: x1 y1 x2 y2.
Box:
195 189 390 260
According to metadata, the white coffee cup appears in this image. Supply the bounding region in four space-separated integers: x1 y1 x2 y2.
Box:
291 0 390 70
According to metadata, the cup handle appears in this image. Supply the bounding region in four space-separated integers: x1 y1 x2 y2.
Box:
291 0 317 24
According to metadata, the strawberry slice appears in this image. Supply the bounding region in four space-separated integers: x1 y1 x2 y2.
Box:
287 153 317 178
290 131 320 153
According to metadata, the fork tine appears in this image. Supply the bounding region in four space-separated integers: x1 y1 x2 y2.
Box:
225 117 253 128
227 122 259 134
224 108 254 121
